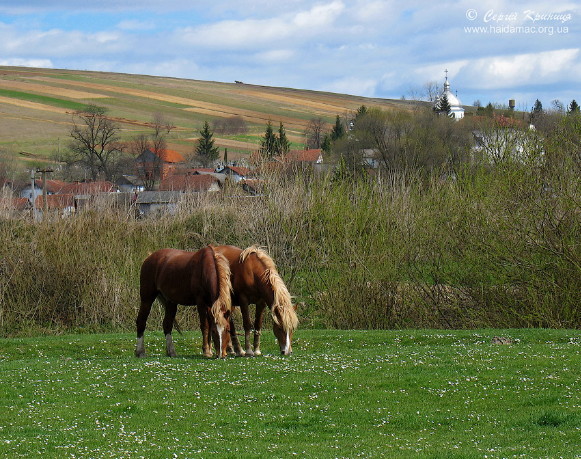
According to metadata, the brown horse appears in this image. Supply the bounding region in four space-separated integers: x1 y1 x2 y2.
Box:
214 245 298 356
135 246 232 358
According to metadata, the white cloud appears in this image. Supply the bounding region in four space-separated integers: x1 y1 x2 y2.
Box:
326 76 378 97
255 49 296 63
460 48 580 89
116 20 156 31
0 57 53 67
178 1 345 50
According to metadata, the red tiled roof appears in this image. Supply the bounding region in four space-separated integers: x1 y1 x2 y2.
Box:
225 166 252 176
284 149 323 162
2 197 30 211
59 181 116 195
158 149 185 163
34 179 68 194
159 174 220 192
34 194 75 209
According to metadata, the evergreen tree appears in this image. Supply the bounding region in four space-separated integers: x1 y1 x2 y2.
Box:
351 105 368 130
277 122 291 155
532 99 544 114
195 121 220 164
530 99 544 124
260 121 278 159
330 115 345 141
568 99 580 114
321 133 332 154
435 94 452 116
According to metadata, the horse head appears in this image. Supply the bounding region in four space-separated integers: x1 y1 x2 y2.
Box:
209 306 231 358
272 303 298 355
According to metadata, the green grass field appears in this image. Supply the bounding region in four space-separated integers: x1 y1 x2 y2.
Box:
0 329 579 457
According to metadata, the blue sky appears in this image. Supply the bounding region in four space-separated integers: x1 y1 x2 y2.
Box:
0 1 579 111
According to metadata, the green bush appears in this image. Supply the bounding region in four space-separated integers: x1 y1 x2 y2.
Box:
1 148 579 335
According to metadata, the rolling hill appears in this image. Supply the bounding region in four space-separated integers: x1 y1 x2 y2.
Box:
0 66 414 166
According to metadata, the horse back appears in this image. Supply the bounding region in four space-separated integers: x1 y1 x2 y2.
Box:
214 245 272 304
140 248 214 306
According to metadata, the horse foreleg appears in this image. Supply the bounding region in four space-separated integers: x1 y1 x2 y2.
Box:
162 300 178 357
253 302 267 356
135 297 154 358
197 306 213 358
229 310 246 357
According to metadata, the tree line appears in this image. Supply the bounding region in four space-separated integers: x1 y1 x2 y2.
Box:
48 95 580 188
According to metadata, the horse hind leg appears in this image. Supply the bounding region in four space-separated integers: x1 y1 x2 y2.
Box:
161 298 178 357
240 302 254 357
135 296 155 358
197 306 213 358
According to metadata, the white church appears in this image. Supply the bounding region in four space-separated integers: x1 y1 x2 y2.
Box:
434 70 464 120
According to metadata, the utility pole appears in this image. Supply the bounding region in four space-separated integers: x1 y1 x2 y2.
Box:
37 168 54 216
30 169 37 220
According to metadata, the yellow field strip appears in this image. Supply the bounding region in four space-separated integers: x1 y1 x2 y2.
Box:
31 77 327 129
0 80 109 99
0 96 69 114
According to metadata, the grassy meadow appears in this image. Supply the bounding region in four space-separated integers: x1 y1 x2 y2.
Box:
1 329 579 458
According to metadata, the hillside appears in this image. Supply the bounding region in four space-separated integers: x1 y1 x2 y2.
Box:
0 66 413 165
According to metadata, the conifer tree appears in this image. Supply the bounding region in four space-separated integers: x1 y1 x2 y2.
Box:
260 121 278 159
568 99 580 114
277 122 291 155
195 121 220 164
330 115 345 141
532 99 544 114
436 94 452 116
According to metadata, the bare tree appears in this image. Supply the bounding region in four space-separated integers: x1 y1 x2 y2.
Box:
423 81 440 102
66 105 123 181
304 117 326 149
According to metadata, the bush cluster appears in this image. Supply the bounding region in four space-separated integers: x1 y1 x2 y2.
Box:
1 114 579 336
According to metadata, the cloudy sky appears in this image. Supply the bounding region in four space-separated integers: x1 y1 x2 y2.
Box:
0 1 579 110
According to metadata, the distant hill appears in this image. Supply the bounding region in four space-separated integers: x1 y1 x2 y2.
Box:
0 66 415 165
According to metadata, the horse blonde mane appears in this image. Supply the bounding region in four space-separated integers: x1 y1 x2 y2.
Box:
211 250 232 329
240 246 299 332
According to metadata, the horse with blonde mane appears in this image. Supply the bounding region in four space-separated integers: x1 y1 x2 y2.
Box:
213 245 298 356
135 246 232 358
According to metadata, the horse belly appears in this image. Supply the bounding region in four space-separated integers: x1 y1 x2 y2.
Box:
154 253 199 305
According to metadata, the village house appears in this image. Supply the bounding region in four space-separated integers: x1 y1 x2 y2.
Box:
135 148 186 181
220 165 254 183
117 175 145 193
135 191 182 217
19 179 67 203
159 173 221 192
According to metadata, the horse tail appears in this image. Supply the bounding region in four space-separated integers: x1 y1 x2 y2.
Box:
240 246 298 332
206 246 232 329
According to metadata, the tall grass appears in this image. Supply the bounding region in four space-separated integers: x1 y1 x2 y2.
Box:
0 160 579 336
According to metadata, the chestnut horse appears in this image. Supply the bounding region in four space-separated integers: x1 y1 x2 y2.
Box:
135 246 232 358
214 245 298 356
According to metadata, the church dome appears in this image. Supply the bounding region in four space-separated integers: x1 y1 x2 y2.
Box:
434 70 464 119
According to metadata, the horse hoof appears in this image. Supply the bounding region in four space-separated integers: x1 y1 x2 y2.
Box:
244 350 254 357
135 352 146 358
254 350 262 356
236 350 246 357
